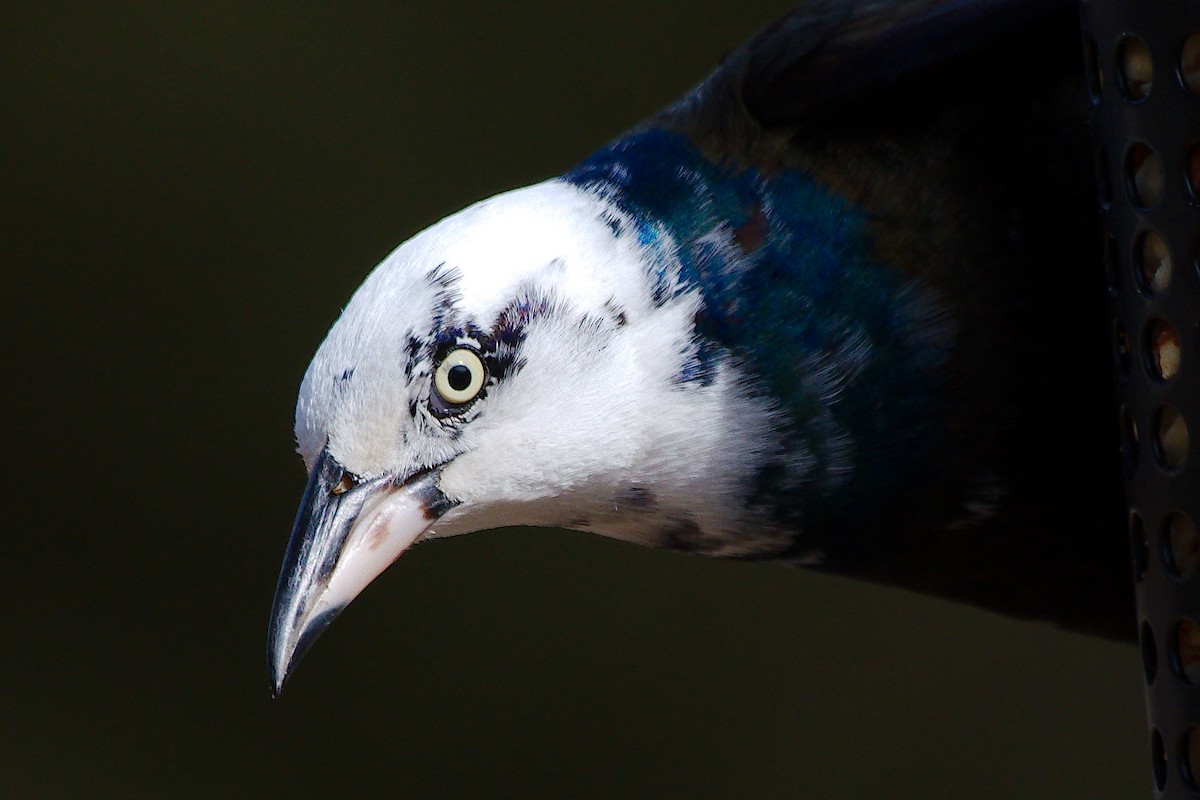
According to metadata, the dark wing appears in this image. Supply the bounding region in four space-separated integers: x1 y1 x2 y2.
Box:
649 2 1134 639
658 0 1078 135
739 0 1075 123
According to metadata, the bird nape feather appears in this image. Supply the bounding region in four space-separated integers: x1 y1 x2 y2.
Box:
267 0 1132 695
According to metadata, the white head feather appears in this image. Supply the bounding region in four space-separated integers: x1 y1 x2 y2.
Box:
295 179 788 555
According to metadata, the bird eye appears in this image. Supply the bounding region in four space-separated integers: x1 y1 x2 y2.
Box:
433 347 486 406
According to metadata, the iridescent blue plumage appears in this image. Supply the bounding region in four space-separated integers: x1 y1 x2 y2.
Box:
566 129 953 557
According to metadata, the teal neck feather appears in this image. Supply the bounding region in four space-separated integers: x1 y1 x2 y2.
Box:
566 129 956 560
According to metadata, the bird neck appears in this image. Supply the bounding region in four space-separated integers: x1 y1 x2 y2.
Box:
565 129 960 561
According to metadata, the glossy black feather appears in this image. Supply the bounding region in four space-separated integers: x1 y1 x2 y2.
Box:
638 0 1133 639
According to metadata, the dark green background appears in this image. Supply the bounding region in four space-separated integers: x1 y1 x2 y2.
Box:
6 2 1145 797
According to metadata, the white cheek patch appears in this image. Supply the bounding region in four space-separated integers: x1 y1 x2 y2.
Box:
439 286 781 529
440 315 633 499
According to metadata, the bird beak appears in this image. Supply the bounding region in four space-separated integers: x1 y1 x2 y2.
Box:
267 449 454 696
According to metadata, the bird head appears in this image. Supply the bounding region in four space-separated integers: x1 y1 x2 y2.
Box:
267 179 780 693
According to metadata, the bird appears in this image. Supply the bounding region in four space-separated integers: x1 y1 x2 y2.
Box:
268 0 1134 695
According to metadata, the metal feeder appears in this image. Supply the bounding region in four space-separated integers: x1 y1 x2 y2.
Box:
1080 1 1200 795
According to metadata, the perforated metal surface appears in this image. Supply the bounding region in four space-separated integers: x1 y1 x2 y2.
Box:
1080 1 1200 795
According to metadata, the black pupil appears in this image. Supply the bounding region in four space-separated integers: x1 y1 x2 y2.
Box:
447 363 473 392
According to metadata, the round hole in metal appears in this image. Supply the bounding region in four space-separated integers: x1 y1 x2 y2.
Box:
1117 35 1154 101
1126 142 1165 208
1156 406 1189 470
1115 319 1131 376
1146 319 1182 381
1136 230 1173 293
1133 511 1149 581
1166 512 1199 581
1181 32 1200 95
1084 34 1103 102
1154 727 1169 790
1173 619 1200 684
1183 727 1200 792
1144 620 1159 684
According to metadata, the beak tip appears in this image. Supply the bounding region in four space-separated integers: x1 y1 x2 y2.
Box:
267 603 347 698
268 635 293 698
266 451 447 696
268 645 292 698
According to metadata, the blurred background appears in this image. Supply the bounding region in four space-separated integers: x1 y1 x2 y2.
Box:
4 2 1145 797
